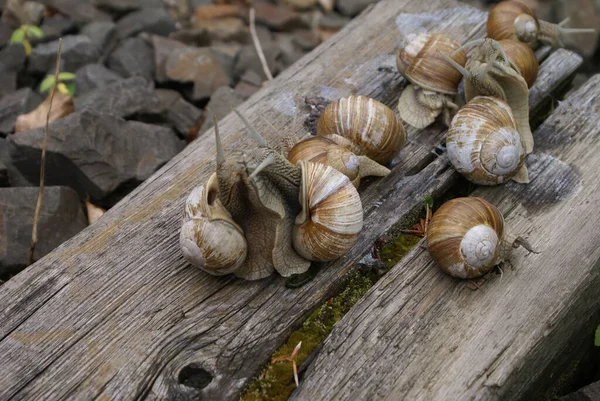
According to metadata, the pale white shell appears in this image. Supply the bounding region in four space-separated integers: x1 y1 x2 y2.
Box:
293 160 363 261
179 175 248 275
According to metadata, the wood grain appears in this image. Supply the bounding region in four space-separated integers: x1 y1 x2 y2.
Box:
290 75 600 401
0 1 583 400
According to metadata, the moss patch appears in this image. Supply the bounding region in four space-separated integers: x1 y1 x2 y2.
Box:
378 233 422 268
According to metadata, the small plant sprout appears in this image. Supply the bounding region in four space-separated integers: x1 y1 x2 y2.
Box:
40 72 76 96
271 341 302 387
595 325 600 347
10 24 44 55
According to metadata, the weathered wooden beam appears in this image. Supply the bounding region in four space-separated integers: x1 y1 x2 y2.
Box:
290 75 600 401
0 1 583 401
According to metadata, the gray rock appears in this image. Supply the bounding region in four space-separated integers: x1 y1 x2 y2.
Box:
559 380 600 401
168 28 211 47
75 76 160 118
199 86 247 135
0 88 43 135
251 1 309 31
0 44 26 98
80 21 117 58
74 63 122 95
319 11 350 29
0 160 7 186
275 33 305 68
29 35 100 74
148 34 186 83
336 0 379 17
0 19 12 47
37 0 111 23
191 18 248 43
8 111 185 199
233 43 281 81
39 15 78 42
165 47 232 101
116 8 177 39
0 137 32 186
0 186 87 277
23 1 46 25
147 89 203 137
93 0 163 11
107 37 155 81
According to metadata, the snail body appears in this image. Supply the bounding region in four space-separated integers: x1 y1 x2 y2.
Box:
447 96 528 185
287 136 390 188
316 95 407 165
396 33 466 129
293 160 363 261
487 0 595 48
426 197 516 279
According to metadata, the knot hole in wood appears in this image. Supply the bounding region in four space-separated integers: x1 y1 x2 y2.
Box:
178 363 213 390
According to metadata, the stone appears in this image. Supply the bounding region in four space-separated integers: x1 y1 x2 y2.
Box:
559 380 600 401
0 89 43 135
0 44 26 98
0 137 31 187
233 43 281 81
0 160 7 186
116 8 177 39
281 0 319 10
23 1 46 25
93 0 163 11
275 33 306 68
319 11 351 29
0 72 17 99
191 18 248 43
80 21 117 58
251 0 309 31
0 20 11 47
199 86 247 135
146 89 203 137
234 70 263 98
0 186 87 277
336 0 379 17
165 47 232 101
74 63 122 95
74 76 160 118
39 15 78 42
7 111 185 200
107 37 155 81
293 29 321 51
168 28 211 47
29 35 100 74
147 34 186 83
37 0 111 23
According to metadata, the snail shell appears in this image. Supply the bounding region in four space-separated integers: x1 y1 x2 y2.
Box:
179 173 248 275
287 136 390 188
426 197 512 279
316 95 407 165
293 160 363 261
498 39 538 87
447 96 528 185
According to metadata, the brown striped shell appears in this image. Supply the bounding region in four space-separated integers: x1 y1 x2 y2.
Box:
396 33 430 76
316 95 407 165
447 96 528 185
287 137 390 188
426 197 510 279
293 160 363 261
179 173 248 275
487 1 538 46
498 39 538 87
403 33 467 95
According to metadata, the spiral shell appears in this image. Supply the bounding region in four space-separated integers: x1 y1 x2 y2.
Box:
402 32 467 95
447 96 528 185
487 1 538 45
179 173 248 275
293 160 363 261
396 33 430 76
316 95 407 165
287 136 390 187
498 39 539 87
426 197 509 279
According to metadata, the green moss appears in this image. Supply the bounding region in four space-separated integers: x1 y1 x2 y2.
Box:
378 233 422 268
240 271 377 401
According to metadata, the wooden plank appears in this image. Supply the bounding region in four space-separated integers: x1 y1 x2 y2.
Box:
289 75 600 401
0 3 582 401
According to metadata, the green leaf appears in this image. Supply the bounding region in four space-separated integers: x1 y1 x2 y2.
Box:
10 29 25 44
57 72 76 81
23 40 32 56
27 25 44 39
39 75 56 93
65 82 76 96
424 195 434 209
595 325 600 347
56 82 69 95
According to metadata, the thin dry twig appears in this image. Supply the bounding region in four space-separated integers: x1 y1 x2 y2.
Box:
27 38 63 266
249 7 273 82
271 341 302 387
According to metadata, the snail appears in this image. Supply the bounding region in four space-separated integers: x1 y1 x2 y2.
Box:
179 173 248 275
487 0 595 48
426 197 535 279
287 136 390 188
396 32 467 129
293 160 363 261
446 96 528 185
316 95 407 165
497 38 538 87
439 37 534 154
180 111 365 280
